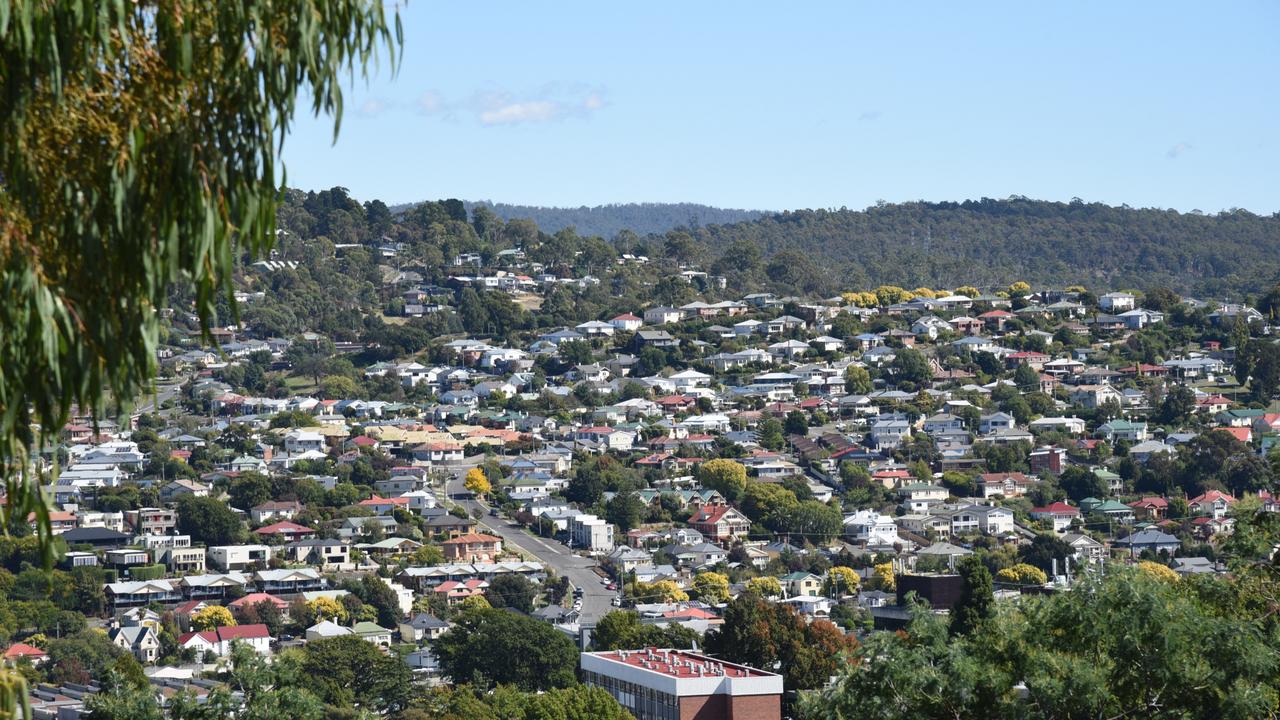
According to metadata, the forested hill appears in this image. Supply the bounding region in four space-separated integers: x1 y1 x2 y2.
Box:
460 201 765 237
692 198 1280 297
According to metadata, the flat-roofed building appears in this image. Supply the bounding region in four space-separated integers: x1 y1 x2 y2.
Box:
581 647 783 720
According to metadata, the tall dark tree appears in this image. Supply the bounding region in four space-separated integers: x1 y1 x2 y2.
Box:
949 555 994 636
176 496 244 546
434 608 579 690
1058 466 1107 504
892 348 933 386
300 635 411 714
485 574 537 614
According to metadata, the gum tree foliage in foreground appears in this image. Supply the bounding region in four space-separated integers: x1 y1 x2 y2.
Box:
798 523 1280 720
0 0 399 714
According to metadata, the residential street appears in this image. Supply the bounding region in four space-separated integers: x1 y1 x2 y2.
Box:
442 464 616 626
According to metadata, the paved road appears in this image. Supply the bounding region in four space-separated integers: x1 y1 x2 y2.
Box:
442 465 616 626
136 377 185 416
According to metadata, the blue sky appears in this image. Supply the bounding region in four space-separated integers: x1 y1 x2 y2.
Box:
283 1 1280 213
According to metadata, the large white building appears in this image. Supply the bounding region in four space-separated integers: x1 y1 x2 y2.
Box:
207 544 272 572
569 514 615 553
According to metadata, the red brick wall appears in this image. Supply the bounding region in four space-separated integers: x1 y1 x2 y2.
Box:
680 694 726 720
677 694 781 720
730 694 781 720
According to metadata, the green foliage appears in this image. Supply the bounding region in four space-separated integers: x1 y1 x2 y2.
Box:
566 455 640 506
300 635 411 714
416 682 634 720
694 200 1280 298
176 495 244 546
469 201 762 237
229 472 274 511
1057 466 1106 504
590 610 699 651
46 630 126 685
485 574 537 614
891 348 933 386
800 568 1280 720
87 643 327 720
0 0 400 570
1236 339 1280 403
84 670 163 720
127 564 167 582
757 418 785 451
950 555 994 636
784 410 810 436
706 593 857 692
435 607 579 691
845 365 872 394
696 459 749 502
604 491 645 533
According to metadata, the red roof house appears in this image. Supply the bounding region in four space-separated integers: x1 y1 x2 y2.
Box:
253 521 316 540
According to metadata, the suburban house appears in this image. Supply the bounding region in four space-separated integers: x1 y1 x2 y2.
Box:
442 533 503 563
781 572 823 598
688 506 751 544
109 626 160 663
178 624 272 658
977 472 1036 499
1189 490 1235 519
1030 502 1080 533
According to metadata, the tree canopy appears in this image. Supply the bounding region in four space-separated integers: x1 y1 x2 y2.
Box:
434 608 579 691
799 566 1280 720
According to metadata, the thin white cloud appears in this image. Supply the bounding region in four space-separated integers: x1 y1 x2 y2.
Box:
414 87 606 126
358 98 389 117
1167 142 1193 159
480 100 562 125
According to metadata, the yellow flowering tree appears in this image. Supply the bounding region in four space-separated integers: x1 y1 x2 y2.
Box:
825 566 861 596
633 580 688 603
745 576 783 597
874 285 914 305
873 562 896 592
994 563 1049 586
692 572 731 604
464 467 492 498
190 605 236 631
1137 560 1179 583
458 594 492 612
308 596 348 624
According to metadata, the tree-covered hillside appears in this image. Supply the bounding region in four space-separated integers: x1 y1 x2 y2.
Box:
461 201 765 237
693 198 1280 297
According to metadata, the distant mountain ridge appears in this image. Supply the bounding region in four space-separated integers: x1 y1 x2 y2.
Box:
690 198 1280 297
382 193 1280 295
459 201 766 237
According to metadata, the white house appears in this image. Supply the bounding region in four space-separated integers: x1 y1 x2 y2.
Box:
1099 292 1136 313
610 313 644 332
178 624 272 657
843 510 900 547
207 545 271 572
643 307 682 325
